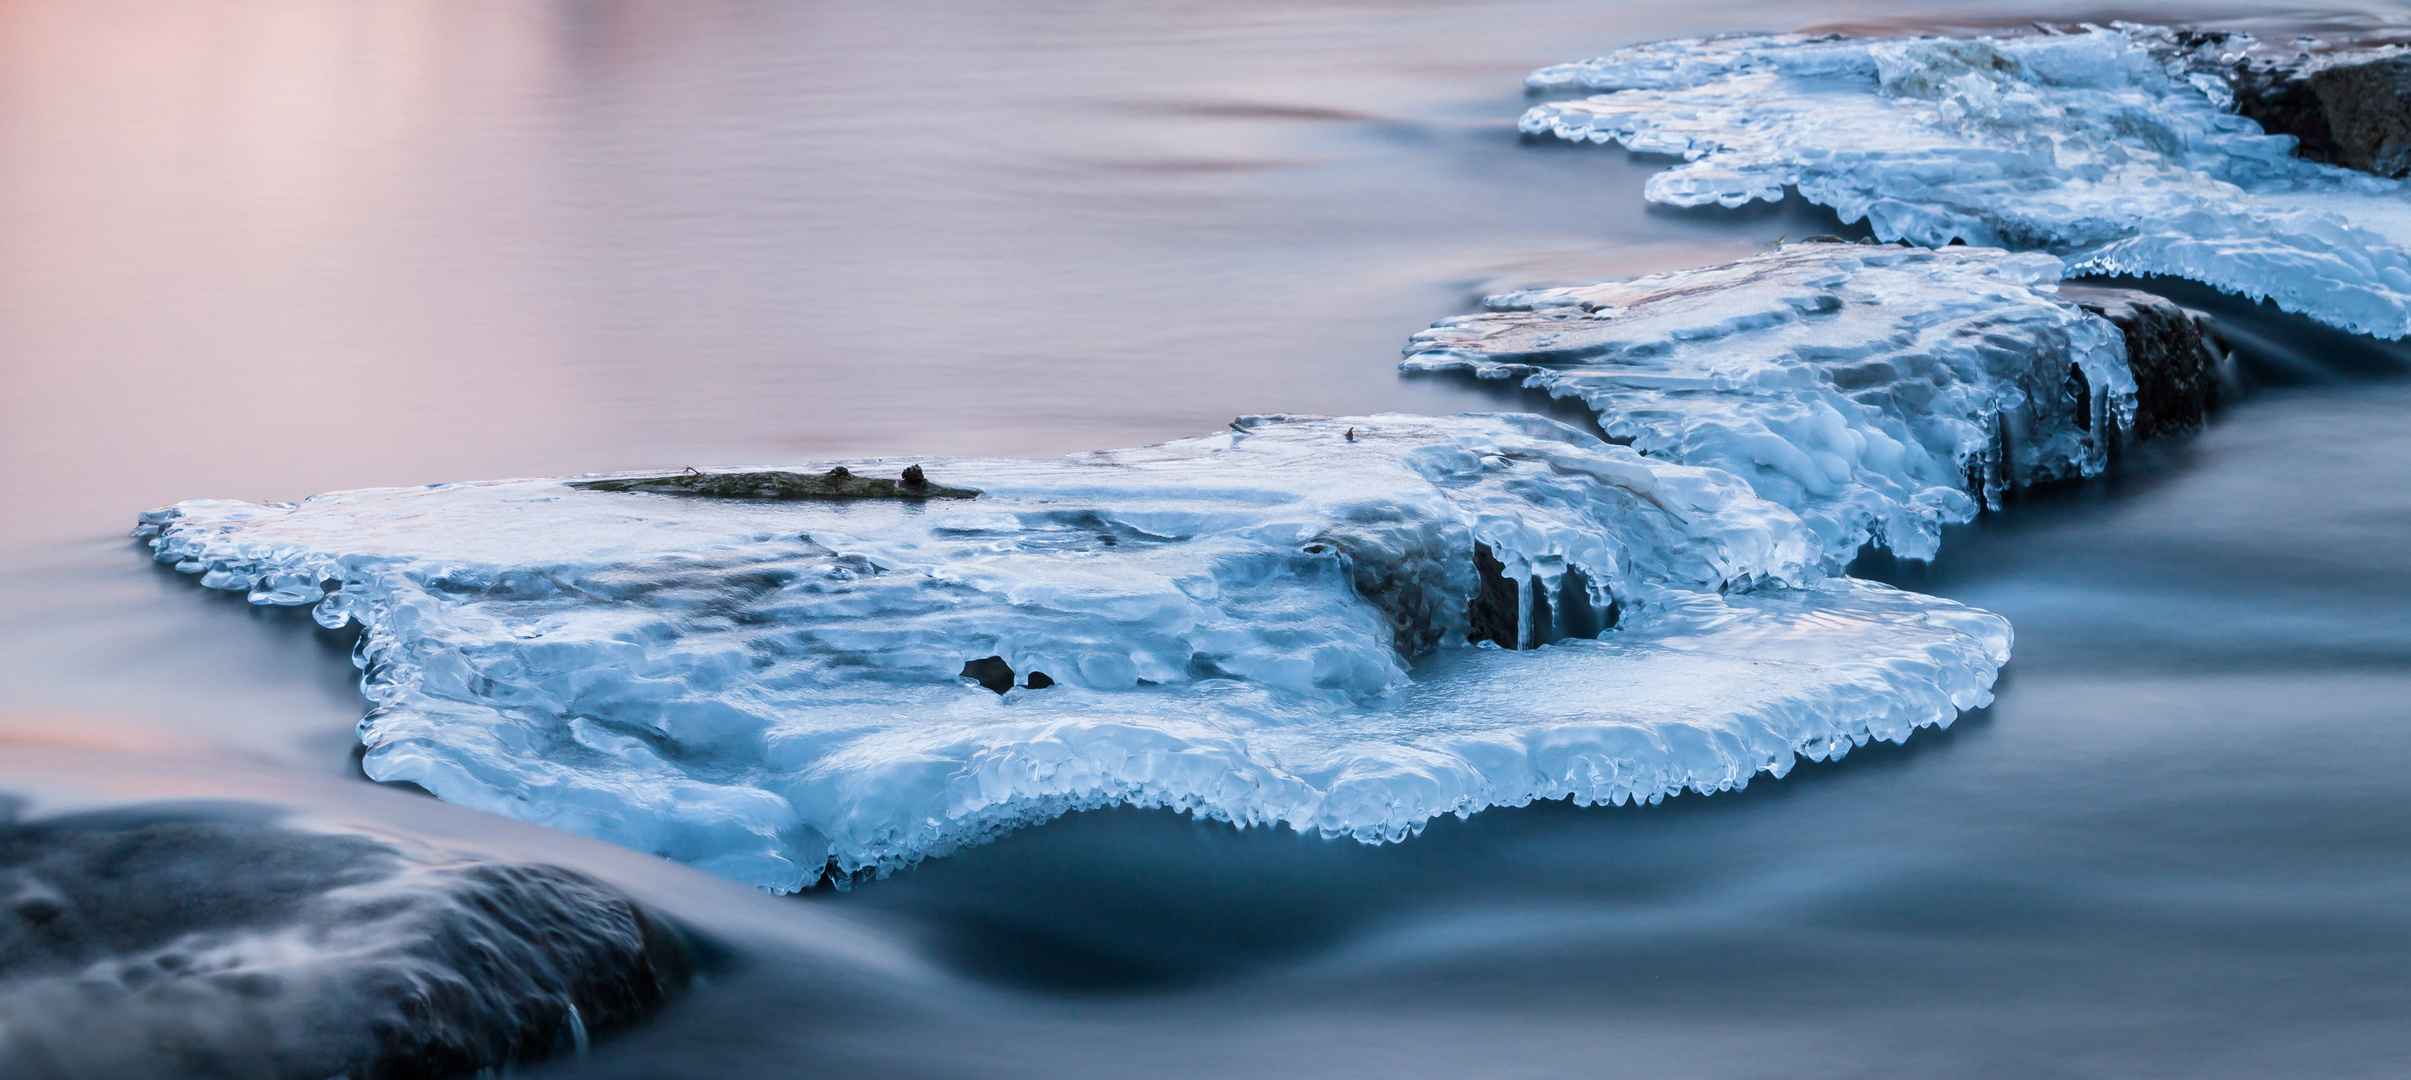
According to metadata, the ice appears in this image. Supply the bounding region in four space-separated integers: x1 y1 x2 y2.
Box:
1404 244 2133 562
137 414 2008 890
1521 27 2411 338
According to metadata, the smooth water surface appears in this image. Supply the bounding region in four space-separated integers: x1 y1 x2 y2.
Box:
2 1 2407 1076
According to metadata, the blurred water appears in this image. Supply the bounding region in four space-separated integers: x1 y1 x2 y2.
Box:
2 1 2408 1076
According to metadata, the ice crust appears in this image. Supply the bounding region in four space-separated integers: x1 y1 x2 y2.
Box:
1521 27 2411 338
1405 245 2134 561
138 414 2008 890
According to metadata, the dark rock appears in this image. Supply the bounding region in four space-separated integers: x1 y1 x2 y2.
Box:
1296 520 1459 659
960 656 1016 694
573 466 977 501
2234 49 2411 178
2303 52 2411 177
1023 671 1055 690
2059 285 2236 442
0 809 694 1080
2155 31 2411 177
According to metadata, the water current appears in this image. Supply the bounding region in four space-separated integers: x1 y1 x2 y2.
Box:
2 1 2408 1076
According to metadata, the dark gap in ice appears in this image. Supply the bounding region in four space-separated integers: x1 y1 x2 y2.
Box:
961 656 1016 695
1560 564 1614 639
1467 545 1611 649
1465 542 1521 649
1023 671 1055 690
2064 363 2093 431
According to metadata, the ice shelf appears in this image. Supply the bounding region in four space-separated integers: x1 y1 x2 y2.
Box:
138 414 2008 890
1522 26 2411 338
1404 244 2137 562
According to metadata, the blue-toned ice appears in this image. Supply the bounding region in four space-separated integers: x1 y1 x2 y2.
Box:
1521 26 2411 338
138 414 2008 891
1405 244 2135 561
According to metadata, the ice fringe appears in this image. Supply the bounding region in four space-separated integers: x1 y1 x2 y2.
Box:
1521 26 2411 338
1404 244 2135 562
137 414 2008 891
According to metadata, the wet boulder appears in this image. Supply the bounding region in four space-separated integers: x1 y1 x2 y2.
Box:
0 806 694 1080
2058 285 2237 443
2153 30 2411 178
2227 48 2411 177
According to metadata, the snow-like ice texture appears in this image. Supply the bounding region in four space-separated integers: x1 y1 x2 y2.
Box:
1404 244 2133 562
1521 26 2411 338
136 414 2008 891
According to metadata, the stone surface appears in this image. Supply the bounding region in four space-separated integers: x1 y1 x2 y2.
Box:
2058 285 2236 444
2155 30 2411 178
0 809 694 1080
573 465 978 501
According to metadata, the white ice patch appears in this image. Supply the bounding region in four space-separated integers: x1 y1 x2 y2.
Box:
136 414 2007 891
1522 27 2411 338
1404 245 2134 562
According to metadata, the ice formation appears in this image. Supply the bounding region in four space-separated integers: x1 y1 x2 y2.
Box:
138 414 2008 890
1520 26 2411 338
1404 244 2134 561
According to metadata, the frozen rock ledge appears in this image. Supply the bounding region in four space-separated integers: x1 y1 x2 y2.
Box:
138 413 2009 890
1521 25 2411 338
1403 244 2231 562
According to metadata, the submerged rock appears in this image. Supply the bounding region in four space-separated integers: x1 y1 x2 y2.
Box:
573 465 978 501
0 806 693 1080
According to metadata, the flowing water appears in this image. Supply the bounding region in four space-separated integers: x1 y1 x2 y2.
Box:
2 1 2408 1076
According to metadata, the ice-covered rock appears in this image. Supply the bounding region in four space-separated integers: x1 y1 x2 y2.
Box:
0 806 692 1079
2057 284 2235 442
1402 244 2135 562
136 414 2008 889
1520 26 2411 338
2143 27 2411 179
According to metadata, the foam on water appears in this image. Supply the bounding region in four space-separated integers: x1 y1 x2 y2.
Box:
1404 244 2134 561
1521 26 2411 338
137 414 2007 890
